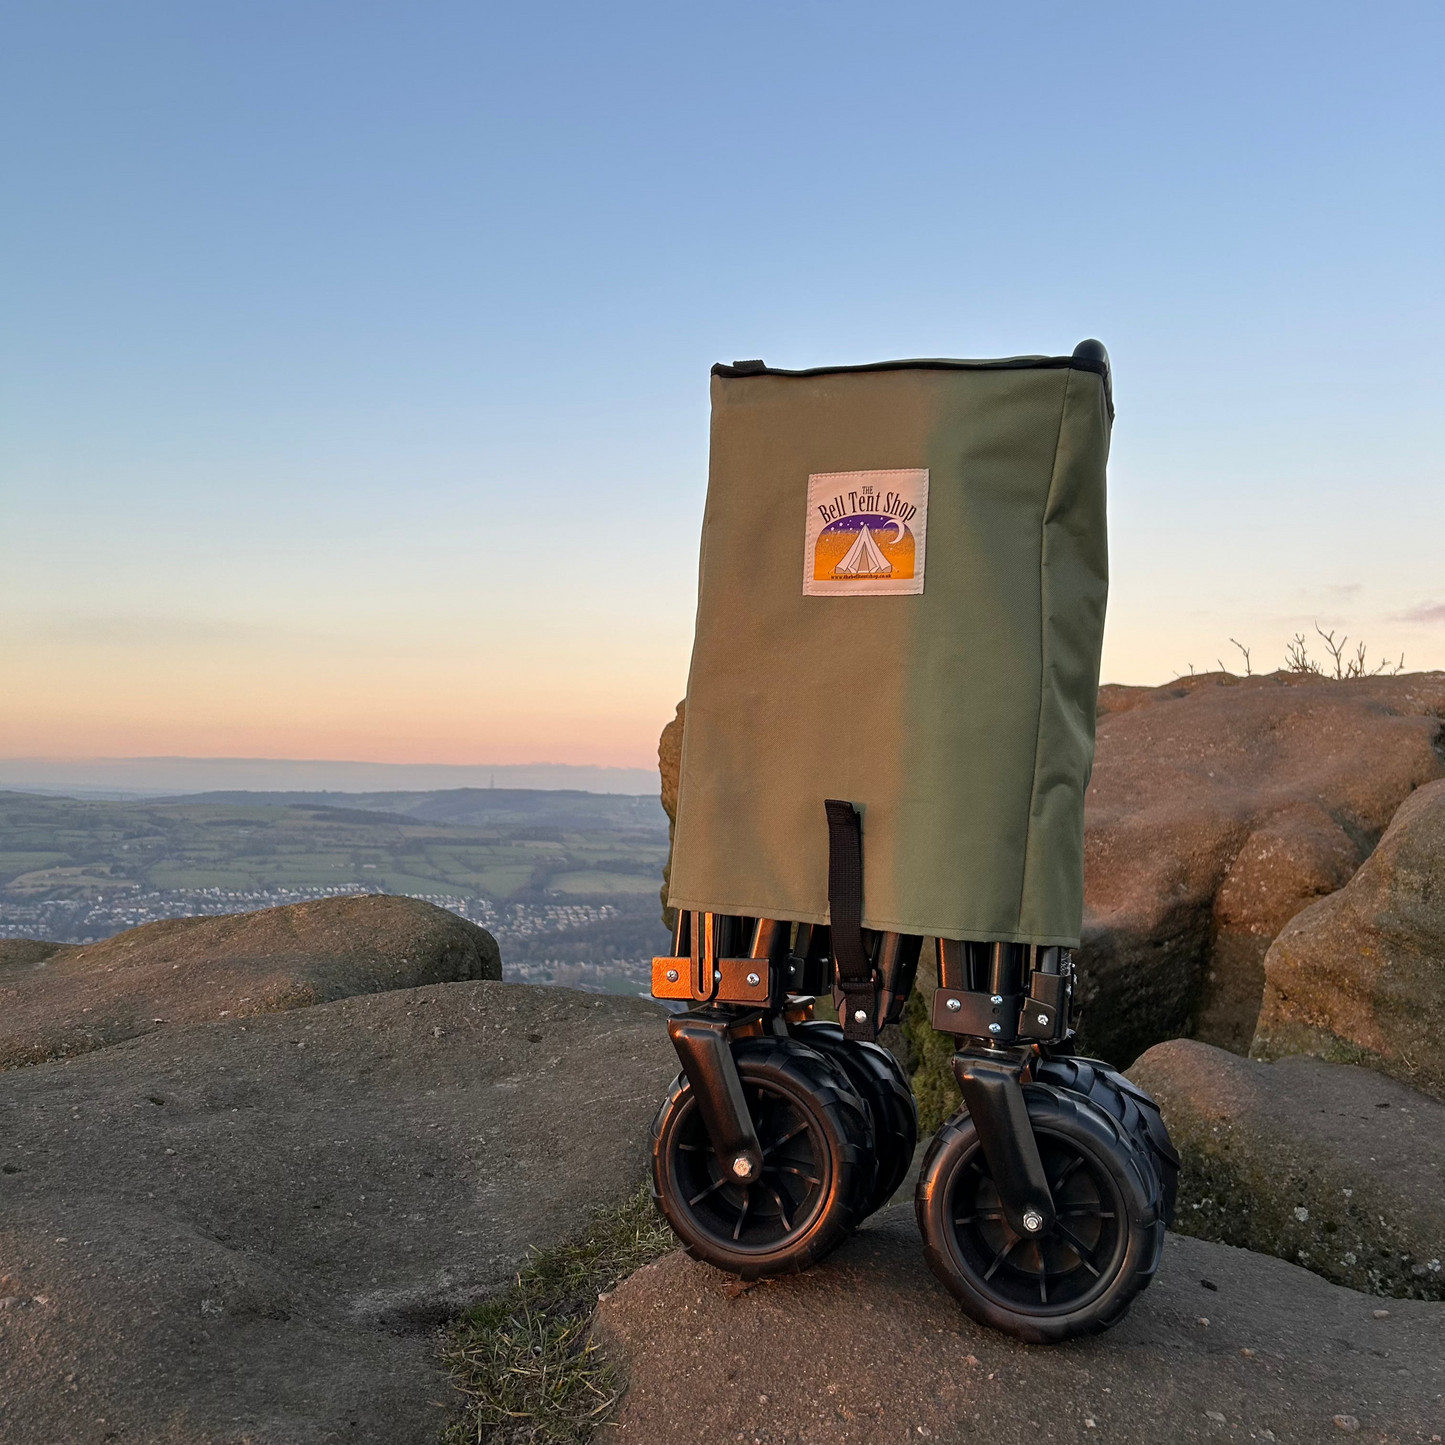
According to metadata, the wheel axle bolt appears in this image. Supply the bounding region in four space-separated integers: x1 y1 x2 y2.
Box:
853 1009 867 1023
1022 1210 1044 1233
746 972 760 987
731 1154 754 1178
946 997 962 1012
665 969 679 983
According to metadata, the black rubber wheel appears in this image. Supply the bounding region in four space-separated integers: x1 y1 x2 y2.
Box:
650 1036 874 1278
793 1021 918 1216
915 1083 1166 1343
1033 1054 1180 1225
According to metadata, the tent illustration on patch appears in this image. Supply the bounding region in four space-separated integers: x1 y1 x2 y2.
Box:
832 524 892 577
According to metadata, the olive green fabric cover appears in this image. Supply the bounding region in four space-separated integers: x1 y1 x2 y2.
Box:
667 356 1111 946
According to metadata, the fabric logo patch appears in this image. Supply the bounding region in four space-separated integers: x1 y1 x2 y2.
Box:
803 469 928 597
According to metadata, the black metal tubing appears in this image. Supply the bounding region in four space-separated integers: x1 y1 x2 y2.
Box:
667 1011 764 1182
877 931 923 1025
952 1049 1055 1239
751 918 792 1010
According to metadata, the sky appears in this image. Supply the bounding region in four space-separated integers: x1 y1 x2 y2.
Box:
3 2 1442 774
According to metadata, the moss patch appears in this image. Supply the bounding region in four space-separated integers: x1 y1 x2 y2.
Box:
440 1187 675 1444
902 988 961 1134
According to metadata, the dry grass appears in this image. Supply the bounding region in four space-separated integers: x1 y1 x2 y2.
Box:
440 1185 675 1445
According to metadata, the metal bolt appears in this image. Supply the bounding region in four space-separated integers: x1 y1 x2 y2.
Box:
1037 1013 1049 1026
946 997 962 1012
746 972 760 987
731 1154 753 1179
665 969 679 983
714 969 722 982
853 1009 867 1023
1022 1209 1044 1233
988 1022 1002 1034
990 995 1003 1005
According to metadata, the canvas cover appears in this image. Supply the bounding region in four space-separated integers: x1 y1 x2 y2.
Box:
666 349 1112 948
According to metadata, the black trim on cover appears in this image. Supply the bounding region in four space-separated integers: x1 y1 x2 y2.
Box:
714 339 1113 418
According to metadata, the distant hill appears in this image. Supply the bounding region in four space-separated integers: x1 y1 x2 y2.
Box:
166 787 668 833
0 756 660 796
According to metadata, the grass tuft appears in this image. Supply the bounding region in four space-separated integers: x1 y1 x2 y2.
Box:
441 1185 676 1445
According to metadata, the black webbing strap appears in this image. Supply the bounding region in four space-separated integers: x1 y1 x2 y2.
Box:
825 799 877 1041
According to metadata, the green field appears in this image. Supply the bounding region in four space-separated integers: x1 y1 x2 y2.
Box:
0 789 668 903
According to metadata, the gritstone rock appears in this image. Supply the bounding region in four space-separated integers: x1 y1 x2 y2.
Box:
658 698 685 928
597 1206 1445 1445
0 980 677 1445
1252 776 1445 1099
0 894 501 1071
1081 671 1444 1061
1128 1037 1445 1299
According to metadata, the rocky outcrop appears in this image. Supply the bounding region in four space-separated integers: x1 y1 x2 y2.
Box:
659 674 1445 1064
0 980 677 1445
1128 1038 1445 1299
0 938 66 968
1079 671 1444 1061
599 1206 1445 1445
1253 777 1445 1098
659 699 685 927
0 895 501 1071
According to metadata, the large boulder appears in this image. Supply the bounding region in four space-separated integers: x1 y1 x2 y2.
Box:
0 895 500 1071
659 699 685 928
0 980 677 1445
1253 777 1445 1098
599 1207 1445 1444
1128 1038 1445 1300
1080 671 1445 1061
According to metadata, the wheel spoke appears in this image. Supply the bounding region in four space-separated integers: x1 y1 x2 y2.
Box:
955 1210 1005 1225
1049 1155 1085 1193
1058 1206 1113 1219
1038 1259 1049 1304
983 1234 1022 1282
1053 1222 1102 1277
688 1176 729 1207
732 1186 751 1241
766 1164 821 1185
764 1184 793 1232
761 1121 808 1157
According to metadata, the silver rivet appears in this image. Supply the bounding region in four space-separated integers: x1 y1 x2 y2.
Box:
746 972 760 987
853 1009 867 1023
988 1023 1002 1034
731 1154 753 1178
991 995 1003 1005
714 969 721 981
665 969 679 983
1037 1013 1049 1026
1022 1209 1044 1233
946 997 962 1012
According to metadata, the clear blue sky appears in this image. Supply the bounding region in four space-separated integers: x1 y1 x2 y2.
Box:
3 2 1441 767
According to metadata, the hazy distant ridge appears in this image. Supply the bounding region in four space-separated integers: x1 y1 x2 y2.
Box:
0 756 660 797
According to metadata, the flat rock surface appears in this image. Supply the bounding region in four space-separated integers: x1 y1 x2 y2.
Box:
599 1207 1445 1445
0 980 678 1445
0 894 501 1071
1130 1039 1445 1299
1254 778 1445 1099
